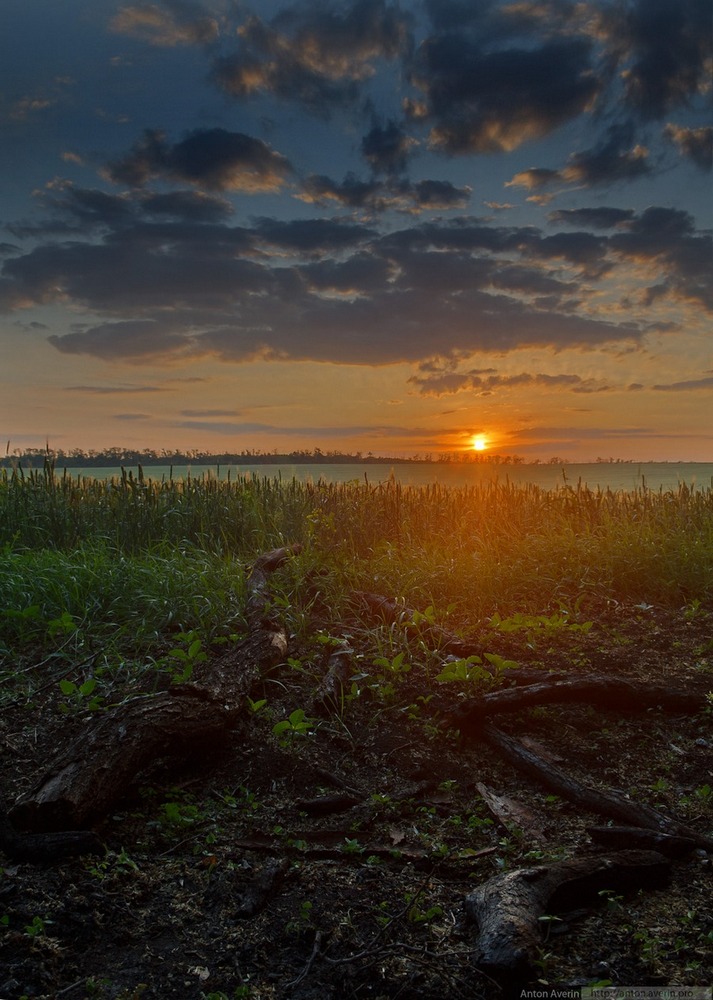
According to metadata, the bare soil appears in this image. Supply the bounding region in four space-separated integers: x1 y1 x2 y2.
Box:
1 604 711 1000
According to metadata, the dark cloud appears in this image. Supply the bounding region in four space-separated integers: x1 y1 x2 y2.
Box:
211 0 411 110
548 208 636 230
507 126 653 197
409 367 612 397
299 173 470 213
138 190 234 222
664 124 713 171
361 119 415 174
49 321 192 361
2 205 707 363
599 0 712 119
411 35 599 154
653 376 713 391
106 128 294 192
252 217 376 251
610 207 713 309
65 384 167 394
560 125 652 186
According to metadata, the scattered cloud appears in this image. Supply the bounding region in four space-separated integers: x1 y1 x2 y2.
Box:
664 124 713 171
64 384 168 394
409 367 613 397
412 36 599 155
653 376 713 391
105 128 294 192
211 0 412 111
110 4 220 48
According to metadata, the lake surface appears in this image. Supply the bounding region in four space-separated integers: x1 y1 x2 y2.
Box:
50 462 713 492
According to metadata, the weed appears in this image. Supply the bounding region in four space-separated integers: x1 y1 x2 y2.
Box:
272 708 317 741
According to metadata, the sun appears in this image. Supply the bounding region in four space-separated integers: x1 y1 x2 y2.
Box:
472 434 488 452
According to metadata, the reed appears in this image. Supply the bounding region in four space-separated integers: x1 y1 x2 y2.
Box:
1 469 711 627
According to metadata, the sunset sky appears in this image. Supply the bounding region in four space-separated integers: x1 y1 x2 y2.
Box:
1 0 711 461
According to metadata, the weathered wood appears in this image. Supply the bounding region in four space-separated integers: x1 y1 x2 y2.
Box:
10 547 298 836
481 723 713 851
464 850 669 982
312 648 353 714
453 676 708 732
587 825 697 858
0 794 102 862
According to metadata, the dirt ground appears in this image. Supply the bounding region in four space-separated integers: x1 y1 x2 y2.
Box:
1 602 712 1000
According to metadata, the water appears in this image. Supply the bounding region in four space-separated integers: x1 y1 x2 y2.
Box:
47 461 713 492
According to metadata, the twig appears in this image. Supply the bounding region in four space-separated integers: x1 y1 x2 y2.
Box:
286 929 323 989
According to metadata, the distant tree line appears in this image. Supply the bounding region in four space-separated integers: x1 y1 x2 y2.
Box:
0 445 555 468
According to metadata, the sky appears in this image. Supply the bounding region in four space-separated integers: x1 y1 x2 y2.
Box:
1 0 711 462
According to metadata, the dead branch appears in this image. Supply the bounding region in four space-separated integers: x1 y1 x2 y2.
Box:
480 723 713 851
10 546 299 837
452 676 708 732
587 825 697 858
464 849 669 983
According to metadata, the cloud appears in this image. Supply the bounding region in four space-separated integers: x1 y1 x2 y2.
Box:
3 206 707 363
652 376 713 391
610 207 713 310
105 128 294 192
252 216 377 251
507 126 653 196
50 321 193 361
299 173 471 213
211 0 411 111
599 0 712 119
175 419 436 439
664 124 713 171
409 367 613 397
110 3 220 47
65 384 168 394
411 33 599 154
548 208 636 230
361 119 416 174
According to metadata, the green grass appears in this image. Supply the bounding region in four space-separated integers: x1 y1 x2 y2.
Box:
1 468 712 676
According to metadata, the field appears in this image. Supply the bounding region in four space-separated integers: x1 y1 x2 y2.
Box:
1 469 712 999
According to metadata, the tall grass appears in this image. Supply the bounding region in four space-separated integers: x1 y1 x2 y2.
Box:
1 468 712 621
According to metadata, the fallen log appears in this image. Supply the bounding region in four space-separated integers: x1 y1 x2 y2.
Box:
587 825 697 858
10 546 299 836
0 793 102 862
481 723 713 852
452 676 708 732
464 849 669 983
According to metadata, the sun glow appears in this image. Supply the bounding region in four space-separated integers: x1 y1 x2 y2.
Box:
472 434 488 452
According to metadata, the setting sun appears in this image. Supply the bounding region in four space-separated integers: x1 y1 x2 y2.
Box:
472 434 488 452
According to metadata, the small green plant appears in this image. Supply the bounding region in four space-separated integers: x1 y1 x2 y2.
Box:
436 652 518 685
58 676 103 713
286 900 314 936
160 630 208 683
490 610 592 636
24 915 47 937
272 708 317 740
246 696 267 715
405 892 443 925
47 610 77 638
373 651 411 676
